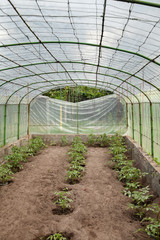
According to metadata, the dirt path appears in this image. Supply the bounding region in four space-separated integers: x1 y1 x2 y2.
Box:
0 146 151 240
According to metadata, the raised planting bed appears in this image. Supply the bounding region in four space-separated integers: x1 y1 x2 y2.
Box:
0 134 158 239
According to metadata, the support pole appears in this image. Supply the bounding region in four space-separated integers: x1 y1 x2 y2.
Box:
27 84 30 141
60 105 62 131
126 102 128 129
3 104 7 146
76 87 79 134
150 102 154 157
139 103 142 147
17 103 20 140
131 103 134 139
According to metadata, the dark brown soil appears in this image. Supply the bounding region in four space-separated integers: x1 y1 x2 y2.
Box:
0 146 152 240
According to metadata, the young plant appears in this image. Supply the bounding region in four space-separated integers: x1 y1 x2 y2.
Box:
96 133 110 147
60 136 69 146
0 165 13 184
4 152 24 171
46 233 67 240
70 158 86 166
123 181 141 197
53 191 73 211
69 143 86 154
68 151 85 162
128 186 153 219
113 159 133 171
110 133 125 146
66 170 82 183
140 203 160 239
28 137 46 154
69 164 85 172
86 134 97 146
50 140 57 146
111 153 127 163
142 218 160 239
109 145 127 155
72 136 83 145
118 164 144 183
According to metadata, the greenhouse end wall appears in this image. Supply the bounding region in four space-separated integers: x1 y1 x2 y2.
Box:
1 96 160 164
29 95 127 135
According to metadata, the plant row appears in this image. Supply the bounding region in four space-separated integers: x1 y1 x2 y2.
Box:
66 136 87 184
50 133 110 148
109 133 160 239
0 137 46 184
47 137 86 239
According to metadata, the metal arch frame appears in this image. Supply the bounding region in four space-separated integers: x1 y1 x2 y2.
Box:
2 68 152 152
12 78 139 146
3 71 151 103
4 71 145 146
0 61 159 101
1 41 159 155
1 67 159 94
0 41 160 66
113 0 160 8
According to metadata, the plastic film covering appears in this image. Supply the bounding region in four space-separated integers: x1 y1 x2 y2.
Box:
0 0 159 162
152 103 160 162
6 104 18 144
30 95 127 135
19 104 28 138
0 0 160 104
133 103 140 145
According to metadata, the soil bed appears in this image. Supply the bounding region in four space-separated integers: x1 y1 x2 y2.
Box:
0 146 151 240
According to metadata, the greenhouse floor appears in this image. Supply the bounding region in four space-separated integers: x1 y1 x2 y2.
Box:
0 146 151 240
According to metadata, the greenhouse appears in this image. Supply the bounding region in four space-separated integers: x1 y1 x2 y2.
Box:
0 0 160 239
0 0 160 160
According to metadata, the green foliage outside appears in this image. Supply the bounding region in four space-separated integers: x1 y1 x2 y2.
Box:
43 86 112 102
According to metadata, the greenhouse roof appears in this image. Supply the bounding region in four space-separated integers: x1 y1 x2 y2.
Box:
0 0 160 104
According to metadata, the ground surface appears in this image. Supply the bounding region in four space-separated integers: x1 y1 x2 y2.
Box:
0 146 151 240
